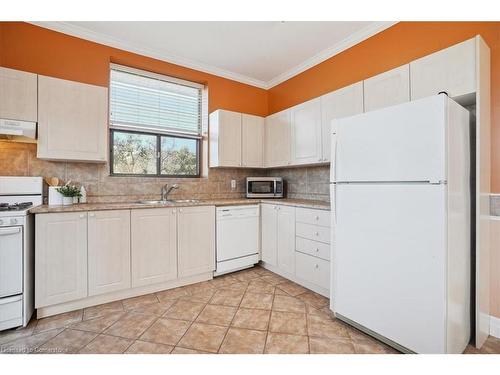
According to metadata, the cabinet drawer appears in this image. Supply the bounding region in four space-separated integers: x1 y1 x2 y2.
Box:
296 237 330 261
296 222 330 244
295 252 329 290
295 207 330 227
0 295 22 323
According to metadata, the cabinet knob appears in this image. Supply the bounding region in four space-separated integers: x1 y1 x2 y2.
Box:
315 215 319 220
315 264 319 269
89 213 95 217
79 214 85 219
172 209 176 214
179 209 183 213
315 248 319 252
315 231 319 236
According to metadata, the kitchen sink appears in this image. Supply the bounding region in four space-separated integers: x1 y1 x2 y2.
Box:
136 199 200 205
136 200 172 205
169 199 200 203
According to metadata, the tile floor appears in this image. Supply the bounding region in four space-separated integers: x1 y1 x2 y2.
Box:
1 266 499 354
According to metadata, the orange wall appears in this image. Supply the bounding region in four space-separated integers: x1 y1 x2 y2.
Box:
0 22 268 117
268 21 500 191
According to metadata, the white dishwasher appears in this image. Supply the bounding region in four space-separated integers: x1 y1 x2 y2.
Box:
216 205 260 275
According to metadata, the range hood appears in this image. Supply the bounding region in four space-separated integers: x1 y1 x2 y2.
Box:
0 118 37 140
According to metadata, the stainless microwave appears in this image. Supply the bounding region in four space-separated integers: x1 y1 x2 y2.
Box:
246 177 284 198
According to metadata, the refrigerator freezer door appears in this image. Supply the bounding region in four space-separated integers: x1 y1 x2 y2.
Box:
332 183 448 353
333 95 447 183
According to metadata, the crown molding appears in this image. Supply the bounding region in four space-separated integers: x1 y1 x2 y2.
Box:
266 21 398 88
30 21 398 90
29 21 269 89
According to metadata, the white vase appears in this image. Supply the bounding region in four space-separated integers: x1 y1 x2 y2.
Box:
48 187 63 206
62 196 73 206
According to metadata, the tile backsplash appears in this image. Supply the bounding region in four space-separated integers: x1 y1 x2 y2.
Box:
0 140 330 203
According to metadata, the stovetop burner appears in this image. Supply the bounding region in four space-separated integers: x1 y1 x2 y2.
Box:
0 202 33 211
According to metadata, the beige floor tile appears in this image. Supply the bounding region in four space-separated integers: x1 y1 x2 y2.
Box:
231 308 271 331
252 266 274 276
477 336 500 354
272 295 306 313
347 327 397 354
128 301 176 316
164 300 205 321
246 279 276 294
79 334 133 354
297 291 329 309
309 336 356 354
39 329 97 354
232 269 262 282
260 275 288 286
171 346 210 354
103 312 158 339
209 275 240 289
140 318 191 346
222 281 249 292
0 318 37 345
307 314 350 339
0 328 64 354
209 288 245 307
181 289 216 304
185 281 217 295
265 332 309 354
276 281 309 297
178 323 228 353
196 305 237 326
269 311 307 335
156 286 191 301
125 340 174 354
83 301 124 320
69 312 125 333
122 293 159 310
34 310 83 333
274 288 291 296
219 328 267 354
240 292 274 310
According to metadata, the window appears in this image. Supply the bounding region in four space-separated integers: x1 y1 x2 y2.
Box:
109 64 203 177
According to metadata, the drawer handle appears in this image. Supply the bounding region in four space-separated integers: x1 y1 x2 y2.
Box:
315 248 319 252
79 214 85 219
315 232 319 236
0 227 21 236
315 215 319 220
315 264 319 269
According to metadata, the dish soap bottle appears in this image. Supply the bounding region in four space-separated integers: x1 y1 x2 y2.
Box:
79 186 87 204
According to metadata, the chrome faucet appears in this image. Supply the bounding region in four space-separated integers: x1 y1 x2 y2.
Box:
161 184 179 201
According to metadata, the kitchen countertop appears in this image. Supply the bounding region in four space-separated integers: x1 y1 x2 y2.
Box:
29 198 331 214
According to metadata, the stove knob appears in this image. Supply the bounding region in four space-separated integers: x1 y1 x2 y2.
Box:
10 218 18 225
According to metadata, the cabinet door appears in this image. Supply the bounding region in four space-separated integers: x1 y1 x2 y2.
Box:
0 67 37 122
364 65 410 112
178 206 215 277
265 109 291 167
88 210 131 296
291 98 322 165
35 212 88 308
320 82 363 162
261 204 278 266
37 75 108 162
131 208 177 287
410 38 476 101
241 114 264 167
209 109 242 167
277 205 296 274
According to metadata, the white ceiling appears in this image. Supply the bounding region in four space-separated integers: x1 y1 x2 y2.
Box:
31 21 396 89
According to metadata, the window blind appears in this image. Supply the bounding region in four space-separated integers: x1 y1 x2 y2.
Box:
110 65 203 137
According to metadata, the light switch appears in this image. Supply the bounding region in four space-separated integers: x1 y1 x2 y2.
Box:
231 179 236 191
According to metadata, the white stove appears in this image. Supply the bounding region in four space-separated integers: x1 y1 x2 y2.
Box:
0 176 42 331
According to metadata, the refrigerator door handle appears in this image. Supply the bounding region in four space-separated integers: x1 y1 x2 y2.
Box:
332 184 337 225
330 120 338 183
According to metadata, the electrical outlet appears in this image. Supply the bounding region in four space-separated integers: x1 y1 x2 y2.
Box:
231 179 236 191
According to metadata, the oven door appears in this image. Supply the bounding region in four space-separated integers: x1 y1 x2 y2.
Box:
247 180 276 198
0 226 23 298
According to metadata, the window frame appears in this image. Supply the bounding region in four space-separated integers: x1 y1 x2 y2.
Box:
109 129 201 178
108 64 203 178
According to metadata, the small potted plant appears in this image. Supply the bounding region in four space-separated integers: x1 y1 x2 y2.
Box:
56 183 82 206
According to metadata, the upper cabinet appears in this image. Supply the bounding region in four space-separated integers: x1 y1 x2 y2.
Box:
265 109 291 167
209 109 242 167
410 38 476 102
0 67 37 122
37 75 108 162
363 65 410 112
241 114 264 167
290 98 322 165
320 82 364 162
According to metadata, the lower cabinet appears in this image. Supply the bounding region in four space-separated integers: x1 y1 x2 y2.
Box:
131 208 177 287
35 212 88 308
178 206 216 277
88 210 131 296
261 204 296 273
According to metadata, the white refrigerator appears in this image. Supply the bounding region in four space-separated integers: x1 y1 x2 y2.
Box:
330 94 471 354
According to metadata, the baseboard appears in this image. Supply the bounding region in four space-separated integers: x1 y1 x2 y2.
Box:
490 315 500 339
